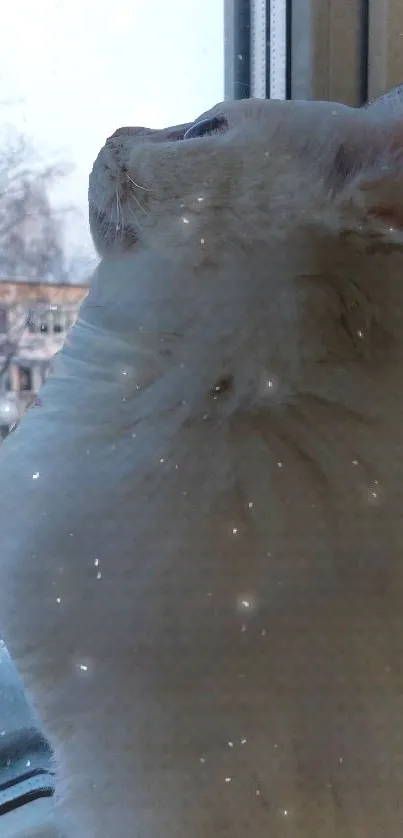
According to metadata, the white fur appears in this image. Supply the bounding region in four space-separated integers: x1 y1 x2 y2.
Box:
2 97 403 836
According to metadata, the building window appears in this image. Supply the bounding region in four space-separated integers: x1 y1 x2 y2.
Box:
17 365 33 392
3 371 12 392
0 307 7 334
27 311 37 333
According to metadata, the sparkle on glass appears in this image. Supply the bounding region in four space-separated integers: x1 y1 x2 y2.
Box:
357 330 364 338
199 756 206 763
232 527 238 535
26 760 31 767
96 571 102 580
277 461 283 468
247 501 253 509
32 472 40 480
94 559 100 567
240 600 250 609
228 741 234 748
56 597 61 604
200 238 205 244
241 738 247 745
159 458 165 463
78 664 88 672
182 217 190 224
224 777 232 783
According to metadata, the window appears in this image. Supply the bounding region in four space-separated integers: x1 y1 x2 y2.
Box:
226 0 403 107
4 2 403 838
27 311 37 334
0 0 225 828
16 365 32 393
0 307 7 334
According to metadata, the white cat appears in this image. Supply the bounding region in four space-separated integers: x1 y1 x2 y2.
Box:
2 92 403 837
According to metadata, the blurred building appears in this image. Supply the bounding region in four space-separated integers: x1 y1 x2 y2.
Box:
0 280 89 440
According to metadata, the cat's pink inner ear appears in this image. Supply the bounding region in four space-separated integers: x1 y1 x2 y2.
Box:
360 172 403 229
349 143 403 230
333 112 403 229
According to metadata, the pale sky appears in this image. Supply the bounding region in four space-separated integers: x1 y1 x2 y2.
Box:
0 0 224 268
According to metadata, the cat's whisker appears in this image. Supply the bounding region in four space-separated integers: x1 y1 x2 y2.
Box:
127 187 149 219
115 190 125 244
126 196 145 232
126 173 148 192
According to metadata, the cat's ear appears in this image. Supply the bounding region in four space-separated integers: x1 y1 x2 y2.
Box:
365 83 403 117
332 97 403 237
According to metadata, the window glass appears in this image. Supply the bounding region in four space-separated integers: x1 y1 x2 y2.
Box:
16 365 32 392
0 0 224 287
0 0 224 437
0 0 225 830
0 307 7 334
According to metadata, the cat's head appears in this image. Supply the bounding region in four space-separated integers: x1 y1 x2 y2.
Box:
89 89 403 253
88 89 403 404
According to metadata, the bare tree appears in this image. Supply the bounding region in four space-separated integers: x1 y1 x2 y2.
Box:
0 120 77 424
0 126 73 282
